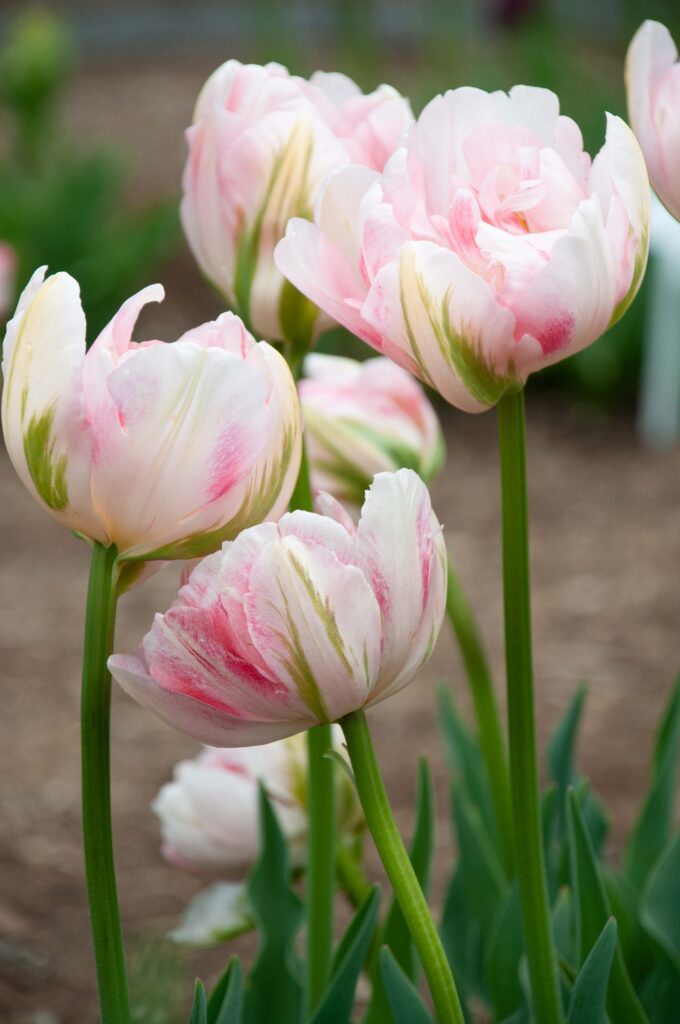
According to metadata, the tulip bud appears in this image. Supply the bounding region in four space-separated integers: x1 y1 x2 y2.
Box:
299 353 444 508
276 86 650 413
626 20 680 222
153 729 362 879
181 62 412 349
1 267 301 561
110 469 447 745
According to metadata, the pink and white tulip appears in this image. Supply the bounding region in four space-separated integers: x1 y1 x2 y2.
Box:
154 729 362 879
109 469 447 745
276 86 650 413
0 244 16 320
1 267 301 561
300 353 444 508
181 61 412 345
626 20 680 221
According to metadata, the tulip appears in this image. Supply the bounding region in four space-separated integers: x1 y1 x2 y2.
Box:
1 267 301 562
181 61 412 347
626 20 680 221
154 729 362 879
299 353 444 508
109 469 447 746
276 85 650 413
0 244 15 319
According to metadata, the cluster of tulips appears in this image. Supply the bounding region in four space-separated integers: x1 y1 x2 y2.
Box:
2 17 679 1024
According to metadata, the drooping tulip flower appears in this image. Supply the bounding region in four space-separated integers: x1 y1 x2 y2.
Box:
0 244 15 320
1 267 301 561
626 20 680 221
181 61 413 346
109 469 447 745
299 353 444 508
154 728 362 878
276 86 650 413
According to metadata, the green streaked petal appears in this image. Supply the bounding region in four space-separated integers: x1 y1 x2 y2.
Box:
23 402 69 511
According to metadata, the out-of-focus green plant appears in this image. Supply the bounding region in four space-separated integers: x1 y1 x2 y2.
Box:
0 9 179 339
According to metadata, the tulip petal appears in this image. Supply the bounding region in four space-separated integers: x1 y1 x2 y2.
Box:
244 532 381 722
356 469 446 699
1 268 101 537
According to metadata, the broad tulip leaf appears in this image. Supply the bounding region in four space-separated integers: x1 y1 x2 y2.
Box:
243 787 303 1024
637 960 680 1023
567 918 617 1024
640 833 680 968
437 685 499 851
548 684 587 805
309 887 380 1024
625 679 680 891
365 760 434 1024
483 884 523 1019
188 981 208 1024
452 780 507 928
552 887 575 966
379 947 434 1024
604 869 654 987
208 958 244 1024
440 862 483 1011
567 790 648 1024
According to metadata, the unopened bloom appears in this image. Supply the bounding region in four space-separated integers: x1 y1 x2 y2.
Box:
0 244 15 319
300 353 444 507
276 86 650 413
626 20 680 221
110 469 447 745
154 729 362 878
181 61 412 346
1 267 300 561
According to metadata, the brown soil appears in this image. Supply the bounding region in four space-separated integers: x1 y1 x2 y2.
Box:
1 52 679 1024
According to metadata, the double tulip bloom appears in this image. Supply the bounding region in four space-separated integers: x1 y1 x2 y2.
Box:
626 20 680 222
154 730 362 879
110 470 447 746
1 268 301 562
181 61 412 345
299 353 444 508
277 85 650 412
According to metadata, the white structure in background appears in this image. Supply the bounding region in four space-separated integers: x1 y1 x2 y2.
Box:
638 194 680 448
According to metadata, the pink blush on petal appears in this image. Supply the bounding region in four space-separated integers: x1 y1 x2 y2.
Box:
207 423 254 500
535 311 576 355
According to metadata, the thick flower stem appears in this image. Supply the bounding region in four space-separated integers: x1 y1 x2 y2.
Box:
81 541 131 1024
497 391 563 1024
446 559 515 878
341 710 464 1024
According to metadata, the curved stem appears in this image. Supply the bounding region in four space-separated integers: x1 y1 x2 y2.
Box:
446 559 515 878
306 722 336 1011
497 391 563 1024
341 710 464 1024
81 542 131 1024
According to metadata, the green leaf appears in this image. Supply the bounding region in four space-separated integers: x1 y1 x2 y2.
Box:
440 863 483 1011
604 869 654 986
625 679 680 891
309 887 380 1024
378 947 434 1024
547 684 587 802
437 685 498 848
552 887 575 966
640 833 680 968
483 884 523 1019
188 981 208 1024
567 918 617 1024
451 780 507 928
208 958 244 1024
567 790 649 1024
243 786 303 1024
365 760 434 1024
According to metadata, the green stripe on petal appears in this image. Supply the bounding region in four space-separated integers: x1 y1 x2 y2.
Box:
22 402 69 511
287 548 355 679
608 216 650 329
276 584 330 722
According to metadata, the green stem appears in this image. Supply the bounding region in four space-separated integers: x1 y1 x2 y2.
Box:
497 391 563 1024
445 559 515 878
341 711 464 1024
81 542 131 1024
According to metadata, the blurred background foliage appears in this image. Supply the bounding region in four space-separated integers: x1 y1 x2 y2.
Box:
1 0 679 400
